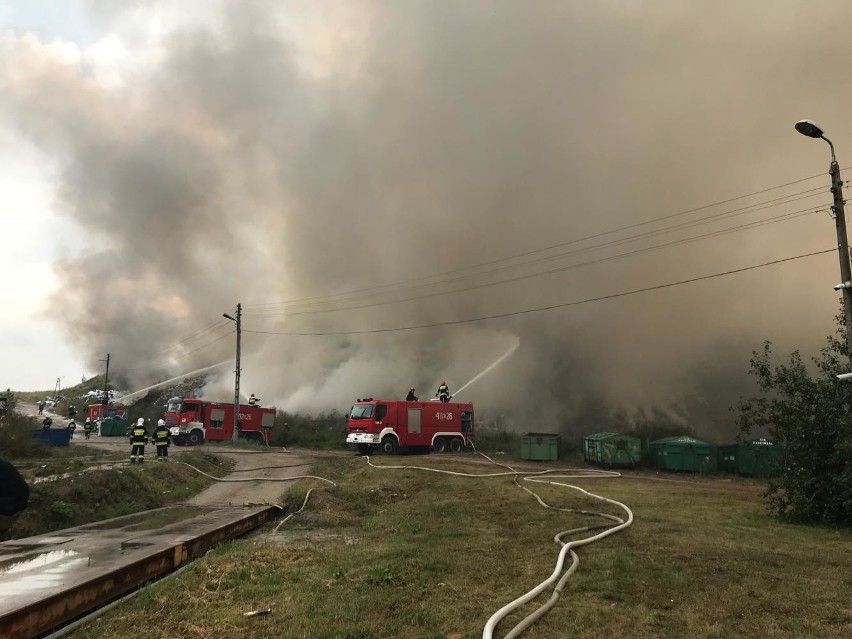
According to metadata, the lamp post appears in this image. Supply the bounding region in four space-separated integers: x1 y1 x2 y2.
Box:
223 304 242 442
795 119 852 371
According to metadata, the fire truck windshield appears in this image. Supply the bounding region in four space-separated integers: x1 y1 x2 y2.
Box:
349 404 374 420
166 398 183 413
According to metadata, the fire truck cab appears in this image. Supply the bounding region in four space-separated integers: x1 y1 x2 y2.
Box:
345 398 475 455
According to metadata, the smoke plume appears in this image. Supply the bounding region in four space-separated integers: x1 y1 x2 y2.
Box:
3 1 851 440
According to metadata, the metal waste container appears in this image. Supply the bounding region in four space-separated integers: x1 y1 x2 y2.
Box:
521 432 561 461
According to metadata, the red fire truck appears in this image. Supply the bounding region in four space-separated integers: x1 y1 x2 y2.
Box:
86 403 127 423
345 398 475 455
164 397 276 446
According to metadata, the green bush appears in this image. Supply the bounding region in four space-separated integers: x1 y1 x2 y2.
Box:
271 410 348 449
737 334 852 525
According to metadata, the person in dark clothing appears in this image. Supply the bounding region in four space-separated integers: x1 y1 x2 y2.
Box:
0 459 30 540
436 381 451 403
83 419 94 440
42 416 53 429
406 388 418 401
67 405 77 419
129 418 149 463
152 419 171 460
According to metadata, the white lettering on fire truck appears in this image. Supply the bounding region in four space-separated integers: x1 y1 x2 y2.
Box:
437 412 453 420
238 413 253 421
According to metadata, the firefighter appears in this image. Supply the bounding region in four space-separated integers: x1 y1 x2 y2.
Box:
0 459 29 541
406 388 418 401
436 381 451 403
248 393 259 406
83 419 94 440
152 419 171 460
129 418 149 464
67 404 77 419
42 416 53 429
67 419 77 438
38 400 45 415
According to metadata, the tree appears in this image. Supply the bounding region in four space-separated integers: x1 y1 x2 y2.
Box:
736 318 852 525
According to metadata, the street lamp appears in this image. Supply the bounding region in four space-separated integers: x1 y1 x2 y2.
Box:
795 119 852 371
222 304 242 442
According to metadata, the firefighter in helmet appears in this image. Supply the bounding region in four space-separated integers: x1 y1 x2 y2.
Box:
83 419 94 440
436 381 451 403
406 387 418 401
152 419 171 460
129 418 149 464
248 393 259 406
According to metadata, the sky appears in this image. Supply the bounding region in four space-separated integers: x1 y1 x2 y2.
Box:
3 1 852 439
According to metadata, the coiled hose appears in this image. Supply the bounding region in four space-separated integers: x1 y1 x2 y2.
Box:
365 451 633 639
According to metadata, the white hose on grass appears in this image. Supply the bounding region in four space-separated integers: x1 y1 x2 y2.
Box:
364 454 633 639
173 461 336 486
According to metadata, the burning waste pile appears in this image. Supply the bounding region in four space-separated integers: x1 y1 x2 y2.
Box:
79 389 128 402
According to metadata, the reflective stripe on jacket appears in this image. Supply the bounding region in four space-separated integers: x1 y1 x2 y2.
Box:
154 427 171 446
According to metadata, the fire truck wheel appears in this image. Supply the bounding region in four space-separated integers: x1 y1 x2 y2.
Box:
188 430 204 446
432 438 448 454
380 436 398 455
449 437 463 453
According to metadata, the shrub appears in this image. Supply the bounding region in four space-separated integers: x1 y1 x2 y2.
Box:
737 336 852 525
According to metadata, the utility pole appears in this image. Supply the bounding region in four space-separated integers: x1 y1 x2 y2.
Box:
223 304 242 442
795 120 852 371
829 160 852 371
99 353 111 405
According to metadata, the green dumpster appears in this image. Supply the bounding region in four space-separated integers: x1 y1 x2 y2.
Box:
99 416 128 437
649 436 713 472
521 432 561 461
717 439 783 476
583 432 641 467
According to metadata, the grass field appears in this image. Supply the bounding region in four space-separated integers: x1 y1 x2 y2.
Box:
66 454 851 639
9 450 233 538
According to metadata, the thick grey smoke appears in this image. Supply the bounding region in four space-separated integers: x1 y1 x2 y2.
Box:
3 1 851 440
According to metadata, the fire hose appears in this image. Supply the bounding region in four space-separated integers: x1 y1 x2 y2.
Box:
365 452 633 639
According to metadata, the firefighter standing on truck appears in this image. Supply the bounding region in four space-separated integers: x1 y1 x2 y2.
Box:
152 419 171 460
436 381 451 403
129 418 149 463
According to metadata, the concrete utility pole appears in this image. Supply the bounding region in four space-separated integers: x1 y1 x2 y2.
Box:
795 120 852 371
99 353 111 404
223 304 242 442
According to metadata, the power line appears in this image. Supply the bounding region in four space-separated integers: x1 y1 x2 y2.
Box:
243 204 827 318
243 248 834 336
244 173 837 311
118 329 236 373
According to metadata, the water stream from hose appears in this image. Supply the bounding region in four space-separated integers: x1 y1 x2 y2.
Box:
452 336 520 399
120 360 231 403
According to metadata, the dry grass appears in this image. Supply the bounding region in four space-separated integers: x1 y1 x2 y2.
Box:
68 455 851 639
